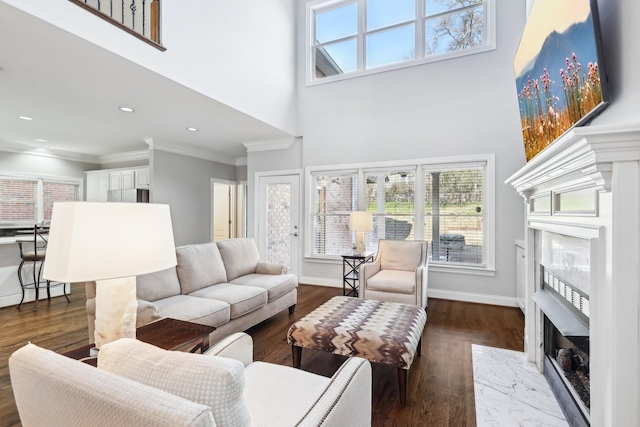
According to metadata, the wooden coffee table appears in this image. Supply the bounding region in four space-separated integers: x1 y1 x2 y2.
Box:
63 318 216 366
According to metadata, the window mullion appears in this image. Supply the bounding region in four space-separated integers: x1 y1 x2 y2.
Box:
415 0 424 61
357 0 366 72
36 179 44 223
414 168 425 240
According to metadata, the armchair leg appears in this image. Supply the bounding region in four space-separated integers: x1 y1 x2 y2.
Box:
288 304 296 315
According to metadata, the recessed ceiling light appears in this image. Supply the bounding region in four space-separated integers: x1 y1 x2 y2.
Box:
186 127 198 132
119 107 135 112
35 139 47 143
18 116 33 120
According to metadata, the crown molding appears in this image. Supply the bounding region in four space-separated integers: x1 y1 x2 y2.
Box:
0 140 99 163
144 138 237 166
98 149 149 164
242 137 295 152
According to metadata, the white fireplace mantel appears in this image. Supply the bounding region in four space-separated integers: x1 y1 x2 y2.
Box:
506 124 640 427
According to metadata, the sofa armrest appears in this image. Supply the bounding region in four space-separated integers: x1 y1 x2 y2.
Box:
256 262 288 275
203 332 253 367
360 261 381 299
297 357 371 426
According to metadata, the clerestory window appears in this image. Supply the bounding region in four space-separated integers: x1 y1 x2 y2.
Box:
307 0 495 84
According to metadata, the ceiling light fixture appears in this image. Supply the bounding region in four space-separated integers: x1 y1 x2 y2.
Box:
35 139 47 143
18 116 33 121
186 127 198 132
119 107 135 113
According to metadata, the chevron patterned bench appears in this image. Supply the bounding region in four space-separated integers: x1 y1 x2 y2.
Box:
287 296 427 406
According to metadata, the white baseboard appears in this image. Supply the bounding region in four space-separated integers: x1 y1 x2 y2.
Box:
300 276 342 288
0 285 70 308
428 288 518 307
299 278 519 307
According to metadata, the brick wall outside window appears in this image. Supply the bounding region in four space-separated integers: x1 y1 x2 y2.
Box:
0 180 37 222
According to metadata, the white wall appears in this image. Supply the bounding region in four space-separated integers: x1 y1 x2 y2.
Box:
593 0 640 128
247 0 528 304
151 149 236 246
2 0 298 136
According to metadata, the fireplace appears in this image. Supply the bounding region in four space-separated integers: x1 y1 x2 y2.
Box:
506 125 640 426
537 267 590 426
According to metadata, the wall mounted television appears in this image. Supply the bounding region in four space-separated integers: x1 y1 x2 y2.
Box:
514 0 610 162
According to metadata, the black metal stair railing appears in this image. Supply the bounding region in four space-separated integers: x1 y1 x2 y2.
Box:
69 0 165 51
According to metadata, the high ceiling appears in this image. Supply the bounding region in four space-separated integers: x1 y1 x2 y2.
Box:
0 2 291 165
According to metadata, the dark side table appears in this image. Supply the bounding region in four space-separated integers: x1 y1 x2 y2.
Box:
63 318 216 366
341 251 375 297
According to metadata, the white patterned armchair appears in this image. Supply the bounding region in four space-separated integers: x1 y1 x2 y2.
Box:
360 239 429 309
9 333 372 427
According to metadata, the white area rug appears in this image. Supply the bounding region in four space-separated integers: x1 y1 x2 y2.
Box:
472 345 568 427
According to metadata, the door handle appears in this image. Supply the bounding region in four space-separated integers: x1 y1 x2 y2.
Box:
290 232 298 237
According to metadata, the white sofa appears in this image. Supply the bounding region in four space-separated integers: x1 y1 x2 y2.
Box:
86 238 298 344
9 333 372 426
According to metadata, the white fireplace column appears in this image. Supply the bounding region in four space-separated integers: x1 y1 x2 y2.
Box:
507 125 640 427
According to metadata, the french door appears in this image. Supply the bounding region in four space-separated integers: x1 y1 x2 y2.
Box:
257 174 300 275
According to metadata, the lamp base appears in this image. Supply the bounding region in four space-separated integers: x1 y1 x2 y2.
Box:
355 231 366 253
94 276 138 350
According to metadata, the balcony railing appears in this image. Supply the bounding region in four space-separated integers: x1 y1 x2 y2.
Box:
69 0 165 51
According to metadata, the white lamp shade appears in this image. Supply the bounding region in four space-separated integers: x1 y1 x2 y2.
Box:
42 202 177 282
349 211 373 232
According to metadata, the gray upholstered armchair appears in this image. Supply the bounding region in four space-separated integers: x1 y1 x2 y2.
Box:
360 239 429 309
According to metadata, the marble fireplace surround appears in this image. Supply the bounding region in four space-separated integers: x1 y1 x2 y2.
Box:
506 125 640 427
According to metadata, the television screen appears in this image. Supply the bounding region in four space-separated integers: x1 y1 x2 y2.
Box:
514 0 609 161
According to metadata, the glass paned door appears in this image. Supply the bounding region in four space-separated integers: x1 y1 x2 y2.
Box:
257 175 300 275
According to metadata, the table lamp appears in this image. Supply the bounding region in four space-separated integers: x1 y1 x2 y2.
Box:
42 202 176 353
349 211 373 253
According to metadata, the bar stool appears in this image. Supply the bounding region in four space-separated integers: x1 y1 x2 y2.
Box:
16 225 69 311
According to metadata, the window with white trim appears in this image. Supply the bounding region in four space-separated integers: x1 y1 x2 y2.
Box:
311 171 358 256
307 0 494 84
308 155 493 270
0 174 81 224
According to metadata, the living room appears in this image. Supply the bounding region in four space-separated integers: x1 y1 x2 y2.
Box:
0 0 639 426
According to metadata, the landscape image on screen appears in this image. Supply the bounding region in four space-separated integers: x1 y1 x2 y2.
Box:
514 0 606 161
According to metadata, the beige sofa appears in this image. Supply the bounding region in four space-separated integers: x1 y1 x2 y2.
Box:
86 238 298 344
10 333 372 426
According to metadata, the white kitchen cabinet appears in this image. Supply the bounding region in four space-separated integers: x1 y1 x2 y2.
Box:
86 172 109 202
516 242 525 313
134 168 150 189
86 167 149 202
110 170 135 190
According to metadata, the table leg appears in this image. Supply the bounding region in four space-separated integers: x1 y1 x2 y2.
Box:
417 336 422 357
292 345 302 368
201 333 210 353
398 368 408 407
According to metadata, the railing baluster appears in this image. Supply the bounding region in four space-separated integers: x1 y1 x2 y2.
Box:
130 0 136 31
110 0 113 18
142 0 146 36
121 0 124 25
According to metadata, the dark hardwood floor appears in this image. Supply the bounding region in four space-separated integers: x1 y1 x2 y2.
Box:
0 283 523 427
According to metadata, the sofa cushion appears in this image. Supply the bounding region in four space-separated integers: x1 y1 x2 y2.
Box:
154 295 231 327
136 267 181 301
380 240 424 271
176 243 227 294
229 273 298 302
216 238 260 282
365 269 416 295
99 338 251 427
189 284 267 319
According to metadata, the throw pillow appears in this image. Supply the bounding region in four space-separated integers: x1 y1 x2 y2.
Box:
98 338 250 427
